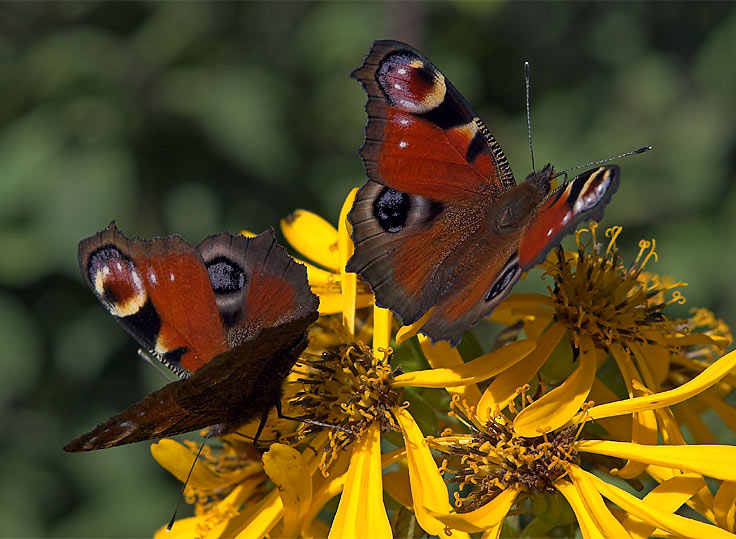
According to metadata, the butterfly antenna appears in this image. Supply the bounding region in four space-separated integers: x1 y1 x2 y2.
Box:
167 438 206 531
137 349 176 382
525 61 536 173
553 146 652 180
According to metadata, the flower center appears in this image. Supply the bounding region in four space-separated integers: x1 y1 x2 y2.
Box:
290 342 400 470
429 399 579 513
546 224 685 350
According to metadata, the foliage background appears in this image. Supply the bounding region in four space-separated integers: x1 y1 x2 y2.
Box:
1 2 735 537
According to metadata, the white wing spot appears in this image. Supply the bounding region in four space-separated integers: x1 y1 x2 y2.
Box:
547 229 553 237
393 83 402 90
398 140 409 148
170 272 175 282
131 269 143 291
397 67 407 75
149 270 156 284
116 262 123 271
102 265 110 276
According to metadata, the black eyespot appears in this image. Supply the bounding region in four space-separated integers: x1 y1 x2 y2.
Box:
485 263 519 301
206 257 245 294
374 187 410 233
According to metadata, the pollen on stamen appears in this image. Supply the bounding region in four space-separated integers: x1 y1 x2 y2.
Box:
428 397 580 513
289 341 400 472
544 223 686 350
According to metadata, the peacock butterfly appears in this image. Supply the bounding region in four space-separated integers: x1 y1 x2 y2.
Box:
346 40 622 346
64 222 318 452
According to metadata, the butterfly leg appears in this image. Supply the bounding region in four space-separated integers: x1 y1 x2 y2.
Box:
252 410 270 446
274 400 351 434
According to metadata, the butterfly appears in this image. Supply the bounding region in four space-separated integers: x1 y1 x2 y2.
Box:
346 40 621 346
64 222 318 452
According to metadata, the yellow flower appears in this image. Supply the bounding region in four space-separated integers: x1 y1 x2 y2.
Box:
152 190 537 537
280 189 373 331
409 350 736 538
468 224 729 445
149 187 736 539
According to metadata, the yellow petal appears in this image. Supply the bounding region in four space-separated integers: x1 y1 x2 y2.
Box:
338 188 358 336
699 388 736 432
577 440 736 481
638 342 671 387
619 474 707 539
396 407 469 538
477 321 566 421
419 336 482 406
150 440 261 491
316 293 373 315
513 334 597 437
383 470 414 510
567 465 631 538
714 481 736 532
394 339 535 388
480 521 503 539
582 467 735 539
581 348 736 422
396 308 434 345
428 486 521 534
262 444 311 538
647 465 716 523
281 210 340 271
235 489 283 539
606 345 658 479
588 379 632 441
555 479 606 539
373 305 393 357
301 447 406 538
673 403 717 444
329 423 391 539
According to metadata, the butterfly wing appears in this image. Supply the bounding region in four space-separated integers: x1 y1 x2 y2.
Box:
351 40 515 203
63 318 314 452
518 165 620 269
196 229 319 346
67 228 319 451
78 222 228 376
347 40 522 342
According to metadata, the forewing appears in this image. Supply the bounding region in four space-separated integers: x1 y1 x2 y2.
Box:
352 39 515 205
518 165 620 269
78 222 228 376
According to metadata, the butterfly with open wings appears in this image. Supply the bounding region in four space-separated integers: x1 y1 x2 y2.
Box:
65 223 318 452
346 40 625 346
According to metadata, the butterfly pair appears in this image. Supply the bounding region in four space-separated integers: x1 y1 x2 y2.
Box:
66 40 622 452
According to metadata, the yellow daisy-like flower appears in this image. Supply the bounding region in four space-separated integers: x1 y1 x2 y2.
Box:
468 224 729 444
407 345 736 538
152 190 538 538
280 189 373 332
149 186 735 538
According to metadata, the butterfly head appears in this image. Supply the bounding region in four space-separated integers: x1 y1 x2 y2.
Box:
524 163 555 196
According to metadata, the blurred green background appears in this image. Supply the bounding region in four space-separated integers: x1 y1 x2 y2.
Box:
1 2 735 537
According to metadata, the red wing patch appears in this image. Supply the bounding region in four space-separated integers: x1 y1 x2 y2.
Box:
352 40 515 204
518 166 620 269
78 223 228 375
68 224 319 451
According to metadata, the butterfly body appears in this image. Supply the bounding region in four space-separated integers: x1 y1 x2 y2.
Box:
65 223 318 452
347 40 620 345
